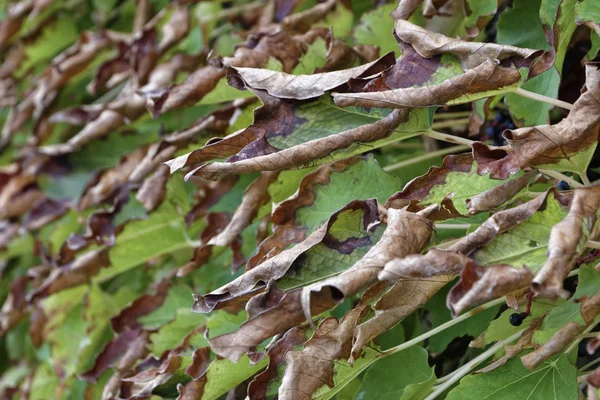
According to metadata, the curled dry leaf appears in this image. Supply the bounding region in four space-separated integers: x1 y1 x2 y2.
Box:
381 190 555 281
187 108 414 180
247 325 311 399
28 248 110 302
301 207 435 322
1 30 126 147
245 156 389 271
533 185 600 300
0 173 45 220
381 190 579 315
22 198 70 231
192 199 382 313
448 262 535 317
474 63 600 178
351 275 452 359
226 52 394 100
385 153 532 218
152 30 306 116
521 290 600 370
209 171 279 247
39 53 200 156
332 20 542 109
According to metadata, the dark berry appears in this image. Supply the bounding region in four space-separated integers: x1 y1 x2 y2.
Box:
494 114 503 122
509 313 524 326
493 136 507 146
557 181 570 191
485 126 495 138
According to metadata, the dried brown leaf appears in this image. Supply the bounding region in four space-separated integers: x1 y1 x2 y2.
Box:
188 108 409 180
248 325 311 399
351 275 451 359
153 30 305 115
448 262 534 316
332 20 542 108
533 185 600 300
301 207 435 321
209 172 278 247
27 249 110 301
474 63 600 178
521 291 600 369
226 52 395 100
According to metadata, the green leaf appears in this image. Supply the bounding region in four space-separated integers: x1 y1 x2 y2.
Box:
416 159 526 216
295 156 400 232
292 37 328 74
473 195 568 272
534 262 600 344
504 68 560 126
460 0 498 38
185 96 432 180
497 0 549 50
446 354 578 400
20 14 79 73
277 200 387 290
501 0 577 126
354 3 398 57
29 363 59 400
148 307 209 356
97 179 199 281
201 356 267 400
313 346 380 400
354 346 435 400
576 0 600 32
474 299 557 346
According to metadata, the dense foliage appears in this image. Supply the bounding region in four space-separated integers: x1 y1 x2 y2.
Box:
1 0 600 398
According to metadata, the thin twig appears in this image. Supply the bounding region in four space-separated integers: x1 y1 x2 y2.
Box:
512 88 573 110
539 169 584 188
435 224 471 230
433 111 473 120
382 297 506 358
384 145 469 172
425 330 524 400
586 241 600 250
431 118 471 130
565 314 600 355
423 130 476 147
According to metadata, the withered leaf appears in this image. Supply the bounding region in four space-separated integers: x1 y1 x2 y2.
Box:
521 290 600 370
192 199 382 313
186 108 420 180
386 153 532 218
332 20 542 109
301 207 435 321
474 63 600 178
351 275 452 359
226 52 394 100
208 171 279 247
533 185 600 300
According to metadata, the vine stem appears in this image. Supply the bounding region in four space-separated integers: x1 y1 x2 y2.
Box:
435 223 471 230
433 111 473 120
580 173 592 186
578 357 600 373
425 329 525 400
382 297 506 358
431 118 471 130
423 130 475 147
384 145 469 172
539 169 584 188
587 241 600 250
564 314 600 355
511 88 573 110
